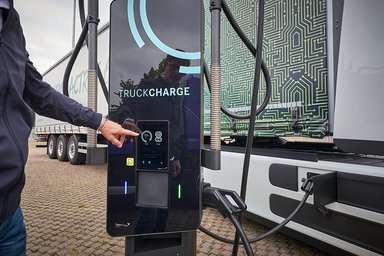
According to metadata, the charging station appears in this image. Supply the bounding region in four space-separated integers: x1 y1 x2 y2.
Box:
107 0 202 254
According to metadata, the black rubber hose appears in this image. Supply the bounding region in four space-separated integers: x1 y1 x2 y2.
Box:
79 0 109 103
79 0 86 25
198 190 311 244
203 0 272 120
222 0 272 118
228 213 254 256
204 55 271 119
221 0 272 116
204 60 271 120
232 0 265 254
248 191 311 242
222 0 258 58
63 21 89 97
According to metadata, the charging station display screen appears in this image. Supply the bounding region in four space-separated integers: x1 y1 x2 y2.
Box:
107 0 202 237
137 121 169 171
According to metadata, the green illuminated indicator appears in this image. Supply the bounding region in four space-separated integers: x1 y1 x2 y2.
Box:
178 184 181 199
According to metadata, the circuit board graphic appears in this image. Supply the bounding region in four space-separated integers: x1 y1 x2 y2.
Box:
203 0 328 138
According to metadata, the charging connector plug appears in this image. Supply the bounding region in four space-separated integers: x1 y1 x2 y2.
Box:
201 183 253 256
202 183 246 217
301 178 314 195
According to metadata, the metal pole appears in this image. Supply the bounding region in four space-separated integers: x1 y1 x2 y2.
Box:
210 0 222 155
87 0 98 151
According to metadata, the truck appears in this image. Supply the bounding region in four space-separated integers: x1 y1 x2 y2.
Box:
35 0 384 255
35 24 110 165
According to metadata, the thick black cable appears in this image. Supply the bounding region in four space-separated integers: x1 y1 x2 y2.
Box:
204 0 272 120
222 0 257 57
202 186 254 255
203 47 271 119
204 60 271 120
222 0 272 117
248 191 310 242
63 21 89 97
63 0 109 102
198 190 311 244
79 0 86 25
79 0 109 103
228 213 254 256
232 0 265 254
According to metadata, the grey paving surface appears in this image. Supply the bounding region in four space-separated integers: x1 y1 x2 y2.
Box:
22 144 329 255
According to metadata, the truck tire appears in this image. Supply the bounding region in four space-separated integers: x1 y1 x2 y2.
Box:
67 135 86 165
47 135 58 159
57 135 69 161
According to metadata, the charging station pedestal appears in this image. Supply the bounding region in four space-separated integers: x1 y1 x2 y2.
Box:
125 231 196 256
107 0 202 255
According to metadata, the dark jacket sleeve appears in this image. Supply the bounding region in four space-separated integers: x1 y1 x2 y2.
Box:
23 57 102 130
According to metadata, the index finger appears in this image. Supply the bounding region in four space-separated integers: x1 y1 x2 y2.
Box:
120 128 139 137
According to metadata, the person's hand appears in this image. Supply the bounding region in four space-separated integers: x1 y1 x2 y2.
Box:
100 120 139 148
122 118 142 134
173 160 181 177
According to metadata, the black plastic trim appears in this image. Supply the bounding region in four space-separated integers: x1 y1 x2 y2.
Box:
311 172 337 214
270 194 384 255
269 164 298 191
216 144 319 162
337 172 384 214
334 138 384 156
86 147 107 164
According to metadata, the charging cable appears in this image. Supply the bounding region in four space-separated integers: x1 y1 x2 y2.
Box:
63 0 109 103
201 184 254 256
200 179 314 251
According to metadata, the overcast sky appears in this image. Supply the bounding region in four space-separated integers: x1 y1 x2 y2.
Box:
15 0 112 73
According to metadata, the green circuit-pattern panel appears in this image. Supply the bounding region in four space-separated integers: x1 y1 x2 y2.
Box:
203 0 329 138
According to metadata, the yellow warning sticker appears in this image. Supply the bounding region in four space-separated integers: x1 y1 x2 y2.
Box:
126 157 134 166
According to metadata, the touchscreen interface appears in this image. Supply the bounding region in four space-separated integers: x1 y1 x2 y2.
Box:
136 120 169 171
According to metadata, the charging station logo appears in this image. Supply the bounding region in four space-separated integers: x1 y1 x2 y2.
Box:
127 0 200 74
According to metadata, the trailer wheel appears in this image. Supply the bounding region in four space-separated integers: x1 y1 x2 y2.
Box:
67 135 85 165
57 135 69 161
47 135 58 159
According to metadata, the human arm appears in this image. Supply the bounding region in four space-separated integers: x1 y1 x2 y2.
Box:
99 119 138 148
23 57 101 129
23 57 138 144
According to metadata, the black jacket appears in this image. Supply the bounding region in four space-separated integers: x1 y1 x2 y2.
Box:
0 1 102 223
